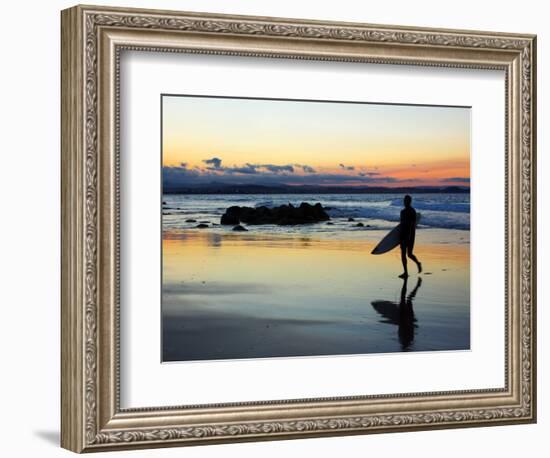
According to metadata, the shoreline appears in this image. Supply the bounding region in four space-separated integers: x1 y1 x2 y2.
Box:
163 226 470 246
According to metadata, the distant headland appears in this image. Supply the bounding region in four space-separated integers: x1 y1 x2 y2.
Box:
163 183 470 195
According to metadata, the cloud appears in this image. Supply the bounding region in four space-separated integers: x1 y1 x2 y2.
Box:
202 157 222 169
339 163 355 171
443 177 470 183
227 164 259 174
200 159 303 175
300 165 316 173
163 165 405 189
293 163 317 173
162 165 202 188
163 159 423 190
260 164 294 173
286 172 400 185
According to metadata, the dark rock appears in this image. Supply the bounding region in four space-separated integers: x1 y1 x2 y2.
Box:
366 224 371 228
326 222 334 225
355 222 365 227
220 202 330 226
196 223 209 229
162 201 167 205
232 225 248 232
348 217 355 222
199 220 210 224
220 208 240 225
185 219 197 223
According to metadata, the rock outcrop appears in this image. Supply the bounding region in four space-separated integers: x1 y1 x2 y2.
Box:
221 202 330 226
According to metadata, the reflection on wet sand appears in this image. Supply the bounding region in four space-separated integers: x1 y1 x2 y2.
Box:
371 277 422 351
162 230 470 361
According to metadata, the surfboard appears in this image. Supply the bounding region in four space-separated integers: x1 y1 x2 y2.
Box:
371 213 421 255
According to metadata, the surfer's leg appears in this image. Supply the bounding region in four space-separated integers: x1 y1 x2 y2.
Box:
407 244 422 273
399 242 409 278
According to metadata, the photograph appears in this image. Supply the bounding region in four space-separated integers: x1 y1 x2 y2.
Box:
161 95 471 362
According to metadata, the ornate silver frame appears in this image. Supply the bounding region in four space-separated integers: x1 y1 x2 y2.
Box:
61 4 537 453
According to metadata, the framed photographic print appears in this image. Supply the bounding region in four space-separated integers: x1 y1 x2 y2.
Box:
61 4 537 453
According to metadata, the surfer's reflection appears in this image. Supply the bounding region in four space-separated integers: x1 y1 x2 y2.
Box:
371 277 422 350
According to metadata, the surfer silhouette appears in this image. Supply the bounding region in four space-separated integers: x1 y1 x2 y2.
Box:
399 195 422 279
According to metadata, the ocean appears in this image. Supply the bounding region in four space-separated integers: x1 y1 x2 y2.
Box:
162 192 470 235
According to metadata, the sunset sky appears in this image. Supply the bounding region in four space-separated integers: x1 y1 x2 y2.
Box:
162 95 470 189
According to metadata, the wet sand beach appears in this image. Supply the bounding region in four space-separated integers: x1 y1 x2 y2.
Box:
162 228 470 362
